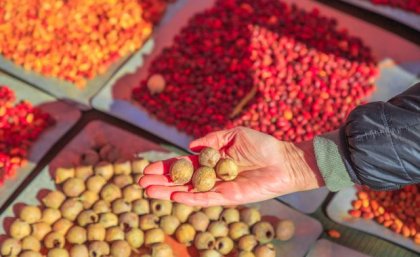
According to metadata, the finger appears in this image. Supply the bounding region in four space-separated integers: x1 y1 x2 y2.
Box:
171 191 229 207
189 128 237 152
146 185 191 200
144 155 198 175
139 174 171 188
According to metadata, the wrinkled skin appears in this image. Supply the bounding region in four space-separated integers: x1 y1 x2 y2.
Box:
140 127 323 206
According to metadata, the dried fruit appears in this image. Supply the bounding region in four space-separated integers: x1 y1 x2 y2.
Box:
133 199 150 215
42 208 61 225
87 175 107 193
31 222 52 240
21 236 41 252
144 228 165 246
238 235 258 251
238 251 256 257
87 223 106 241
70 244 89 257
189 211 210 232
105 226 125 242
52 219 72 235
66 226 87 244
199 147 221 168
151 243 173 257
126 228 144 248
19 250 42 257
199 249 222 257
139 214 159 230
147 74 166 94
92 200 111 214
215 236 234 255
122 184 143 202
175 223 196 245
60 199 84 221
111 198 132 214
119 212 139 230
254 243 275 257
131 158 150 174
220 208 240 224
203 206 223 221
113 160 132 176
229 222 250 240
94 162 114 180
170 159 194 184
252 222 274 244
110 240 131 257
240 208 261 226
19 206 42 224
63 177 86 197
113 175 134 188
192 167 216 192
208 221 229 238
44 232 65 249
99 212 119 228
101 184 122 203
42 191 66 209
159 215 180 235
88 241 110 257
75 166 94 181
55 167 75 184
275 219 295 241
215 158 238 181
151 199 173 217
1 238 22 256
10 219 31 239
79 191 99 209
172 203 194 222
194 232 216 250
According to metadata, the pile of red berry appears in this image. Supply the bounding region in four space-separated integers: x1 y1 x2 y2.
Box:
0 86 55 185
367 0 420 14
133 0 377 142
349 185 420 244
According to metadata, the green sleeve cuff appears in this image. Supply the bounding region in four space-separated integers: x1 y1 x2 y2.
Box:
313 130 353 192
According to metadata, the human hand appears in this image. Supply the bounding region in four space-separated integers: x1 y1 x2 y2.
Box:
139 127 324 206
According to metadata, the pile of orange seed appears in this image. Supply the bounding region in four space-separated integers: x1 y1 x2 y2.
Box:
0 0 153 88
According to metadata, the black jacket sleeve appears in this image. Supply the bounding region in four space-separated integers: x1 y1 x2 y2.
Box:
341 82 420 190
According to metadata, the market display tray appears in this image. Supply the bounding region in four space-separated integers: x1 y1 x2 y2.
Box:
92 0 420 214
0 120 323 257
0 73 81 209
305 239 371 257
340 0 420 31
326 186 420 253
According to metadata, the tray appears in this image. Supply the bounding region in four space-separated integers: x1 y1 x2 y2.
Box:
0 120 323 257
306 239 371 257
326 186 420 253
0 73 81 209
0 38 154 110
92 0 420 214
340 0 420 31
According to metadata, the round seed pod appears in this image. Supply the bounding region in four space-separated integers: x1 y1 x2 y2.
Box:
238 235 258 251
114 160 132 175
86 175 107 193
44 232 65 249
63 178 86 197
48 248 69 257
87 223 106 241
66 226 87 244
1 238 22 256
132 199 150 215
88 241 110 257
75 165 94 181
99 212 119 228
119 212 139 230
144 228 165 246
70 244 89 257
207 221 229 238
79 191 99 209
240 208 261 226
105 226 125 242
126 228 144 249
52 219 72 235
275 219 295 241
139 214 159 230
131 158 149 174
20 206 42 224
203 206 223 221
229 222 250 241
215 158 238 181
110 240 131 257
199 249 221 257
172 203 194 223
77 210 99 227
92 200 111 214
60 198 84 221
94 162 114 181
112 175 133 189
151 200 172 217
81 150 100 166
175 224 196 246
10 219 31 239
194 232 215 250
254 243 275 257
151 243 173 257
21 236 41 252
215 236 234 255
55 167 75 184
100 184 122 203
192 167 216 192
198 147 220 168
147 74 166 94
31 222 51 240
220 208 240 224
159 215 180 235
122 185 142 202
238 251 256 257
111 198 132 214
252 222 274 244
19 250 42 257
188 212 210 232
169 159 194 184
42 208 62 225
42 190 66 209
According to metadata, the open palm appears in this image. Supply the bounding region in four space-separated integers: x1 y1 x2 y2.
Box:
139 127 323 206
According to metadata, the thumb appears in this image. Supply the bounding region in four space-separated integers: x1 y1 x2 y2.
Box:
189 128 238 152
